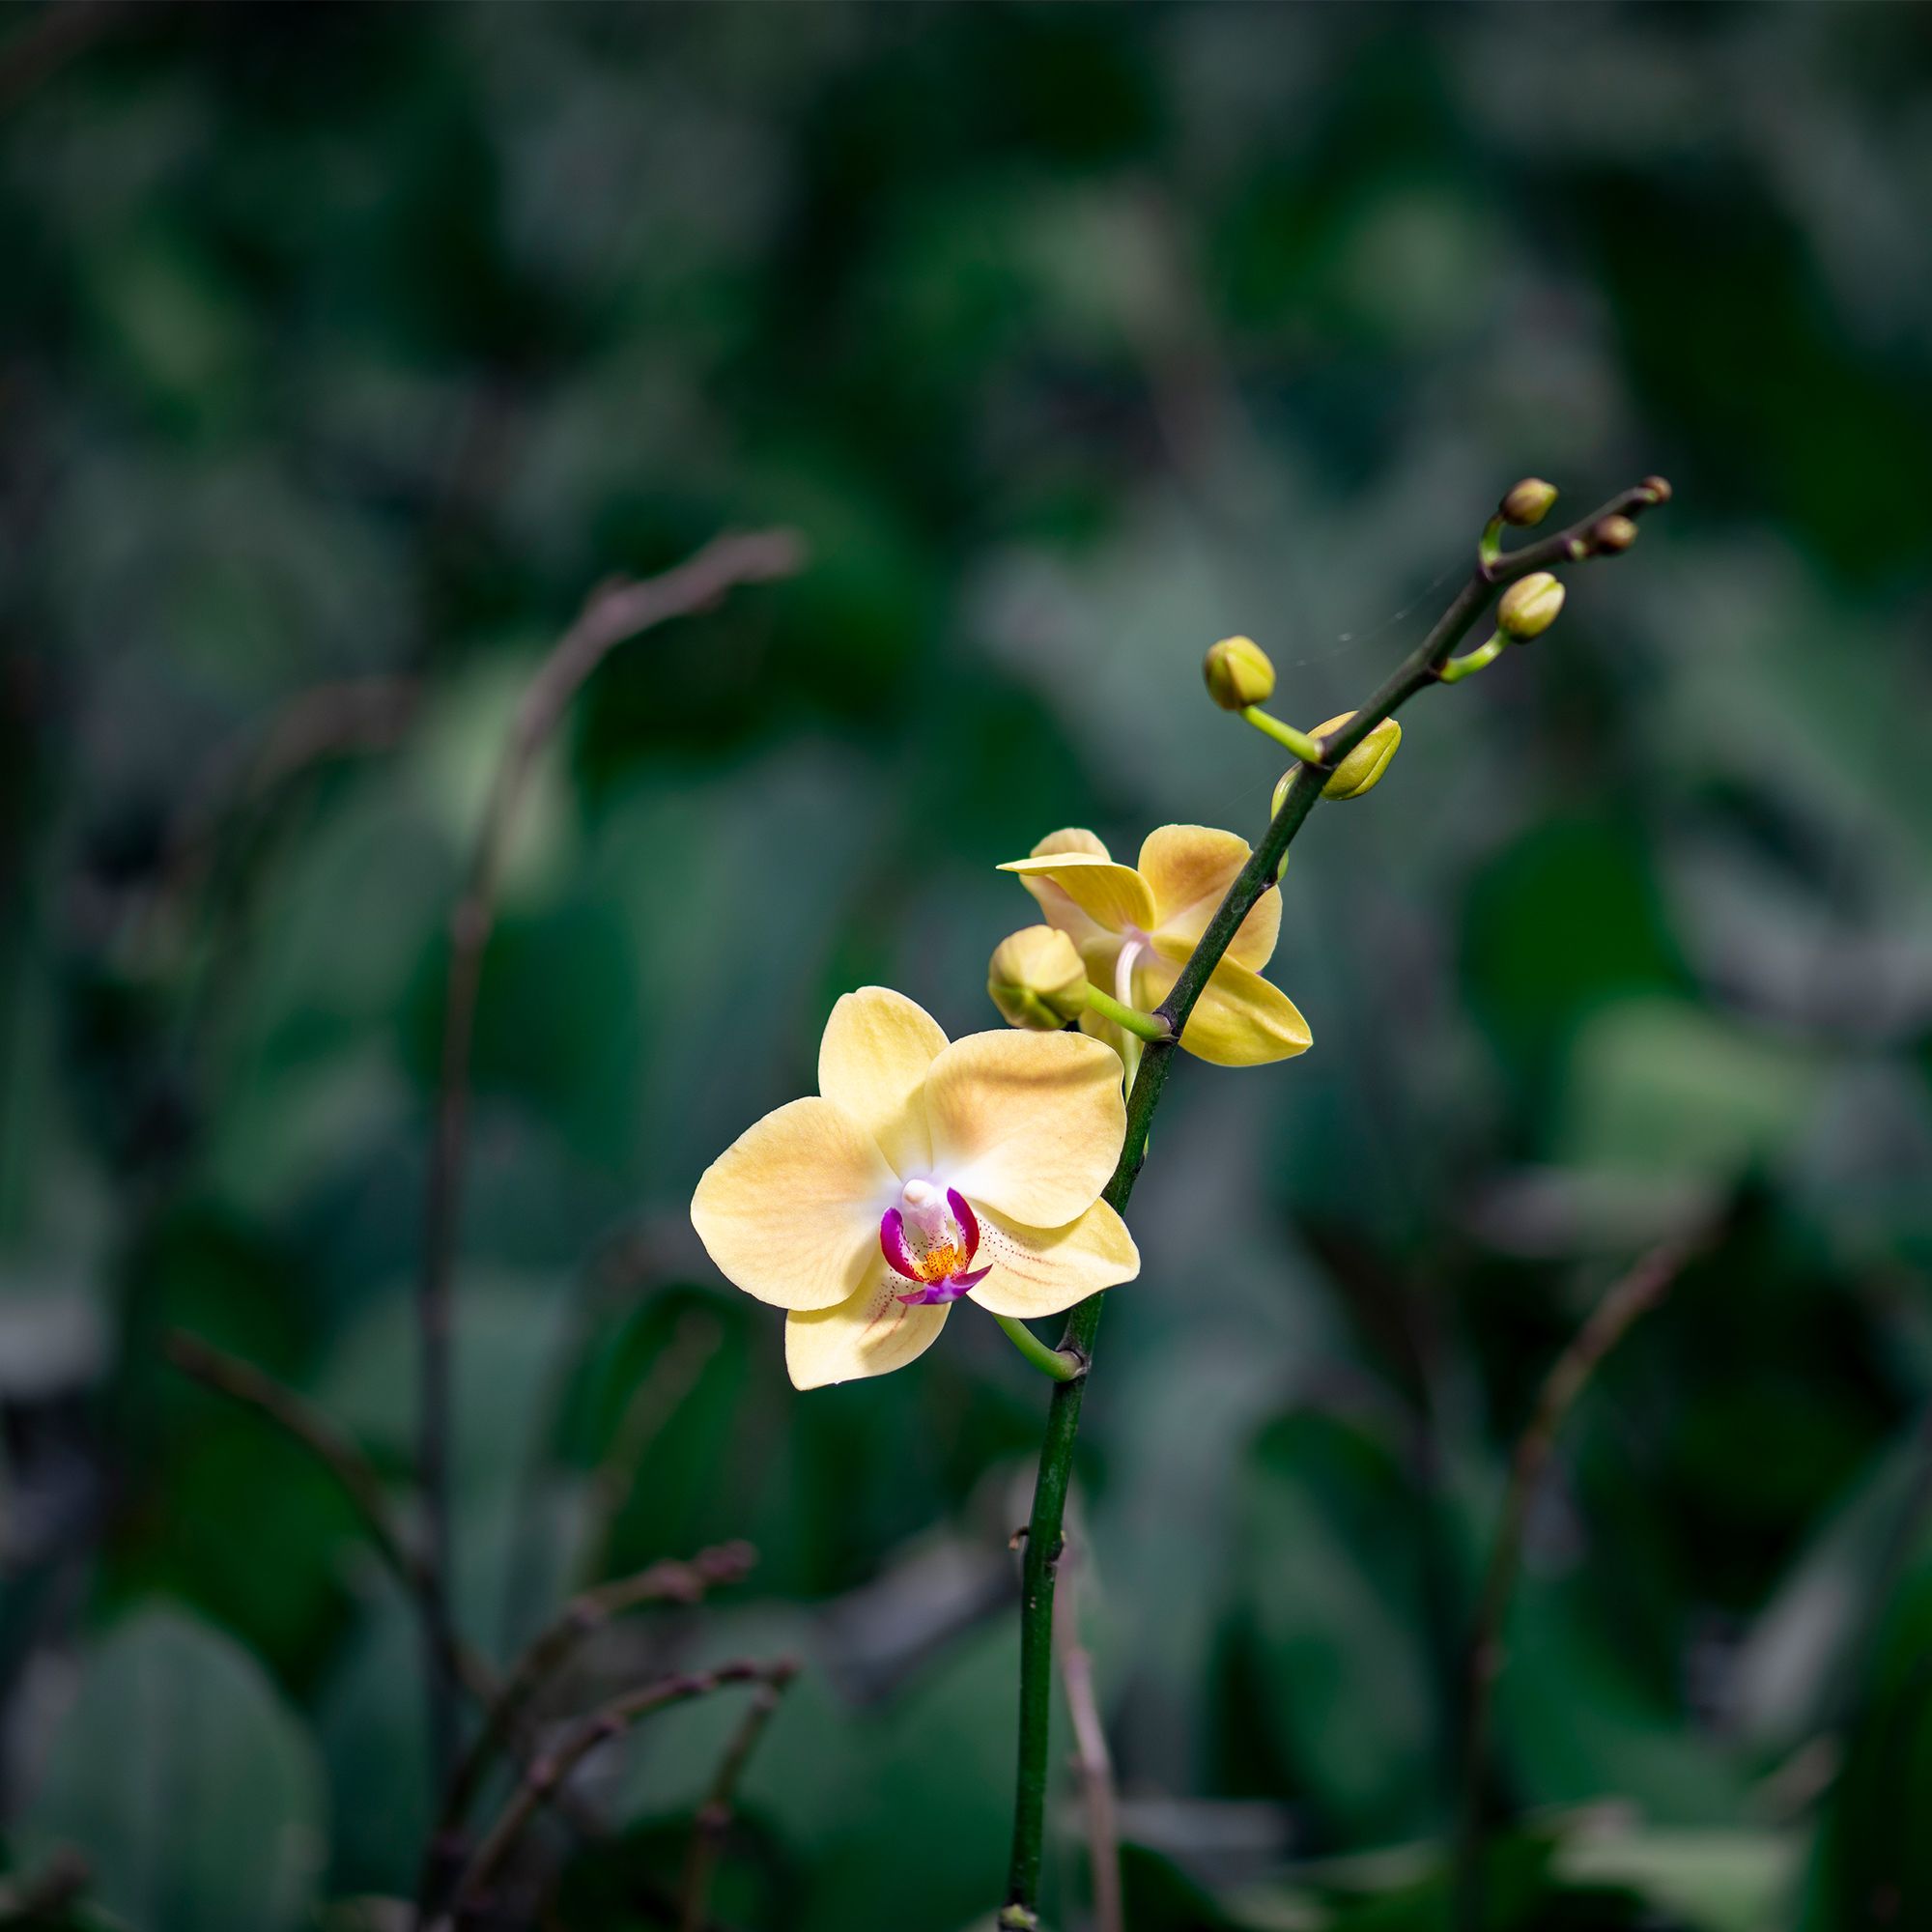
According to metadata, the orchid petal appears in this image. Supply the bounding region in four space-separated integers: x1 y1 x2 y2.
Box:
946 1187 981 1264
1141 938 1312 1066
998 854 1154 936
818 986 948 1178
879 1208 920 1282
967 1199 1140 1320
785 1273 951 1387
924 1029 1124 1227
691 1097 895 1310
1138 824 1280 970
1031 827 1112 863
1009 829 1118 953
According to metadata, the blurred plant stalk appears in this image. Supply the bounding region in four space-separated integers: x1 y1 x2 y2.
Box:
415 527 804 1803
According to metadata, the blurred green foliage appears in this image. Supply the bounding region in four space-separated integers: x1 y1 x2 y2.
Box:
3 4 1931 1928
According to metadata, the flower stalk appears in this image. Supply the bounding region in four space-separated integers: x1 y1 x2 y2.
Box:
999 474 1671 1925
1239 702 1325 765
992 1311 1088 1382
1082 984 1172 1043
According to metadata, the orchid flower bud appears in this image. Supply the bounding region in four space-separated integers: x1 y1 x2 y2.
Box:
1497 572 1565 640
1500 477 1557 526
1590 514 1639 554
988 926 1091 1030
1293 711 1403 802
1204 635 1275 711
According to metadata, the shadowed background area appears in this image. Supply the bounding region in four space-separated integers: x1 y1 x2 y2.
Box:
3 5 1931 1929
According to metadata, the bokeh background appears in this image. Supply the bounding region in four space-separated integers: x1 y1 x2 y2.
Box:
4 5 1932 1929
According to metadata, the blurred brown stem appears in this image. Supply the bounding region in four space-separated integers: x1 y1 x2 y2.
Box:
437 1658 797 1932
0 1844 88 1924
580 1309 725 1588
416 527 806 1792
164 1329 489 1710
676 1661 800 1932
1450 1238 1694 1932
436 1540 757 1840
1053 1545 1122 1932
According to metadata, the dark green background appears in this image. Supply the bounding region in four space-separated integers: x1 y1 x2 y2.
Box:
3 4 1931 1928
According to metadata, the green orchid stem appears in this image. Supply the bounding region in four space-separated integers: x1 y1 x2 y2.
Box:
1436 631 1507 684
1238 704 1324 765
990 1313 1086 1383
1000 476 1672 1928
1082 985 1172 1044
1478 515 1504 566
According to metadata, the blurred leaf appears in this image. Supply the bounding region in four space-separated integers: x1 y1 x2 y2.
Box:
17 1608 327 1932
1230 1410 1444 1845
1555 1827 1795 1932
1552 998 1823 1181
1497 1572 1747 1824
314 1601 430 1898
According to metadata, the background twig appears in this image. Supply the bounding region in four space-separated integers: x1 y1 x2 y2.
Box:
437 1540 758 1838
415 528 805 1790
1450 1237 1695 1932
164 1330 485 1707
438 1659 798 1932
1053 1542 1122 1932
676 1660 800 1932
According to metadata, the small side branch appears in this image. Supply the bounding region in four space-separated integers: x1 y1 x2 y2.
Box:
437 1541 758 1836
436 1659 798 1932
677 1662 801 1932
1450 1237 1695 1932
415 527 805 1788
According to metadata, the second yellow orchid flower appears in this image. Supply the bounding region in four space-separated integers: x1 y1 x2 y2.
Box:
1000 824 1311 1067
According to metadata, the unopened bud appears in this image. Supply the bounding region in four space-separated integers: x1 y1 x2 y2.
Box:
1500 478 1557 527
1272 711 1403 810
1497 572 1565 640
1203 635 1275 711
988 926 1089 1031
1640 475 1672 504
1591 514 1639 554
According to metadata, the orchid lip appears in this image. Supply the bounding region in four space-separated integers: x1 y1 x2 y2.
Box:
880 1188 987 1303
895 1264 992 1307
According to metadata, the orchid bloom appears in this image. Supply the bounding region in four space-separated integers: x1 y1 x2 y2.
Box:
1000 825 1311 1066
690 987 1139 1388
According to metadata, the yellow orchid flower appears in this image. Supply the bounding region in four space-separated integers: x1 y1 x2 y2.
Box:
1000 825 1312 1067
690 987 1139 1389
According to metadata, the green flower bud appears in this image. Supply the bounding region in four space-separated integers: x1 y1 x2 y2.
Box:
1497 572 1565 640
988 925 1090 1030
1500 477 1557 526
1271 711 1402 811
1640 474 1672 504
1316 710 1402 800
1591 514 1639 554
1203 635 1275 711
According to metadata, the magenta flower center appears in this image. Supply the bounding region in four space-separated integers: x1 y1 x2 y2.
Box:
880 1185 992 1306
